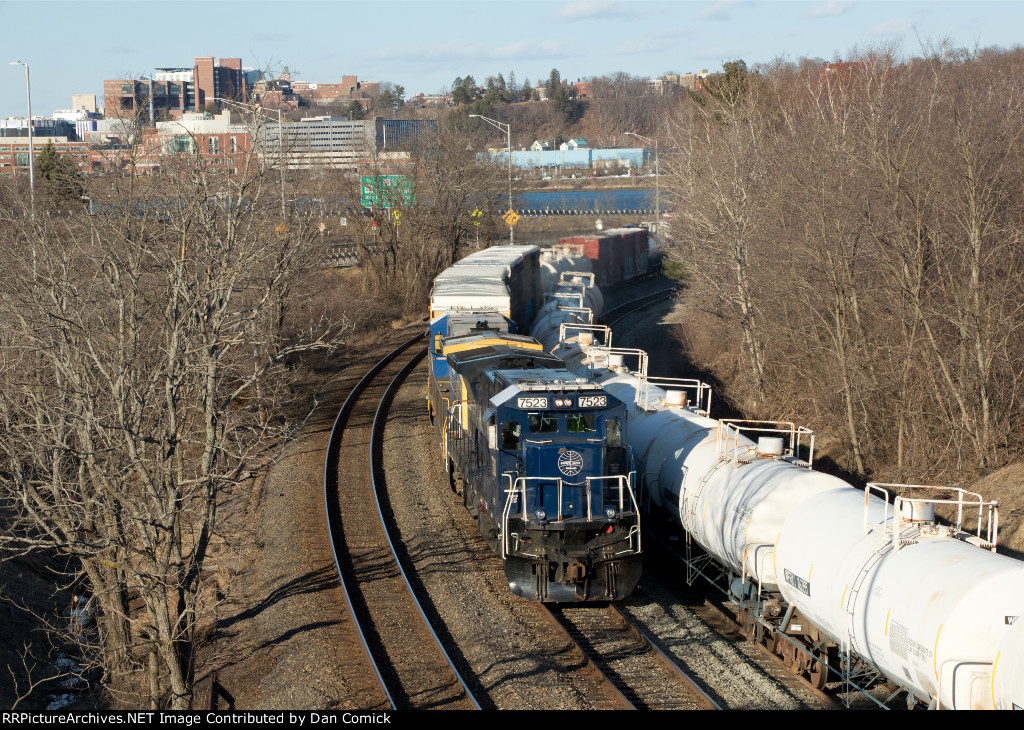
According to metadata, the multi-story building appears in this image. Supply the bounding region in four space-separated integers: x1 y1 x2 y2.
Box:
375 119 436 152
261 116 374 170
135 111 252 176
104 57 256 119
0 117 77 139
660 70 709 92
0 136 92 176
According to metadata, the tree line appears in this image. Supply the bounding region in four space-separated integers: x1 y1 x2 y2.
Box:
665 44 1024 482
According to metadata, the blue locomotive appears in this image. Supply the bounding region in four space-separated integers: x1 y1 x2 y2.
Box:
433 325 642 602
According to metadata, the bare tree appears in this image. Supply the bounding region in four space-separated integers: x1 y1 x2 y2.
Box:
0 105 348 708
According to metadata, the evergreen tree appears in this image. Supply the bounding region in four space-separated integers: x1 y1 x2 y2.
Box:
547 68 562 98
36 141 83 204
347 100 366 120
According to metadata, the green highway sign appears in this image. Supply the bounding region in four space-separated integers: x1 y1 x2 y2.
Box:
360 175 415 209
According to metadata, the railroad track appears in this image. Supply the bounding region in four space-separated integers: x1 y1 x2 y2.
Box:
645 532 842 709
601 286 680 326
323 333 480 710
543 603 721 710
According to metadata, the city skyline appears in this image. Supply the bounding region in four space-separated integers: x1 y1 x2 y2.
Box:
3 0 1023 119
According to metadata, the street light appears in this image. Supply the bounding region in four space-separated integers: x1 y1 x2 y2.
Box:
469 114 514 244
10 61 35 216
214 97 286 220
625 131 659 232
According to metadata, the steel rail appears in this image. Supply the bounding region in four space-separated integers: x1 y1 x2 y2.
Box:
542 603 720 710
607 603 722 710
648 531 842 709
602 286 680 326
369 349 482 710
323 332 424 711
540 605 635 710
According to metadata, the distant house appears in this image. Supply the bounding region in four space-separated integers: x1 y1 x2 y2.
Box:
559 138 588 151
530 140 551 151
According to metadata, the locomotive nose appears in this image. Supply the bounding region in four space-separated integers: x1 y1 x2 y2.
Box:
524 444 605 519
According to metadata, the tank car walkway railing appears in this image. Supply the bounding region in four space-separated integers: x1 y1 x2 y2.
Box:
864 483 999 552
716 420 815 468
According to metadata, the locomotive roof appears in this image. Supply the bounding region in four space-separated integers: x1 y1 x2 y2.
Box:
447 344 563 385
495 369 604 391
442 331 542 355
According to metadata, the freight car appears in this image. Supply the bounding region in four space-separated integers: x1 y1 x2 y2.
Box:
444 240 1024 708
433 327 642 602
551 324 1024 709
558 228 650 287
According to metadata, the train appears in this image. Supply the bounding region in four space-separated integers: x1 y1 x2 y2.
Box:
427 245 642 602
427 236 1024 709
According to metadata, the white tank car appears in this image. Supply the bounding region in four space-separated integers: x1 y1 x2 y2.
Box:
531 272 604 352
551 334 1024 710
540 243 593 290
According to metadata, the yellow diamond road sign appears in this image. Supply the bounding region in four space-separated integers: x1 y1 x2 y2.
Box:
503 209 520 227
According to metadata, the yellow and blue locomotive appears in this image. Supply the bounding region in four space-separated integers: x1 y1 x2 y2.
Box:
434 327 642 602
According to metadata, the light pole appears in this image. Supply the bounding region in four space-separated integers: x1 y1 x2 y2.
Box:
10 61 35 216
469 114 514 244
215 97 286 220
625 131 659 232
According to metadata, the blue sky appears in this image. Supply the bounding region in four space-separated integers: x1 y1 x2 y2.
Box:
2 1 1023 119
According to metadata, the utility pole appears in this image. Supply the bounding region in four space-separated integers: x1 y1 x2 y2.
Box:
470 114 514 244
625 131 659 231
10 61 35 217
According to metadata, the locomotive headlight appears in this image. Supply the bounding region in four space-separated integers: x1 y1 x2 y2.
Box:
554 398 566 407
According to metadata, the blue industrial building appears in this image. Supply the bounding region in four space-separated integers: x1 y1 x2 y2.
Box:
487 146 647 170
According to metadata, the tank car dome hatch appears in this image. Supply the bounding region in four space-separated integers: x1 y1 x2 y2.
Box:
664 390 687 408
757 436 784 457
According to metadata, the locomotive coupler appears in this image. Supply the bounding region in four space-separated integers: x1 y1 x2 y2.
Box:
566 559 588 582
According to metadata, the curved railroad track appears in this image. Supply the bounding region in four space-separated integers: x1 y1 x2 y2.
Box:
323 333 480 710
542 603 721 710
601 285 680 326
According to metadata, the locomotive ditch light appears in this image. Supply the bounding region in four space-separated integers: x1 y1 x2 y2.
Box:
535 509 548 525
605 507 617 521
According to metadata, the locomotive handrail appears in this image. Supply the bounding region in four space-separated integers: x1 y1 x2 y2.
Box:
501 475 566 559
444 402 469 463
585 473 643 554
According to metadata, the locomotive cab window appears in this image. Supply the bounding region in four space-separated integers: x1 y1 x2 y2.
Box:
528 413 558 433
606 418 622 448
433 333 443 355
501 421 522 450
567 412 597 433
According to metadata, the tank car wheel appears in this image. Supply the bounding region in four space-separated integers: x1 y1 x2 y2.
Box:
807 649 829 690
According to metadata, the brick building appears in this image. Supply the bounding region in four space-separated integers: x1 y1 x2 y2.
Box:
104 56 254 119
